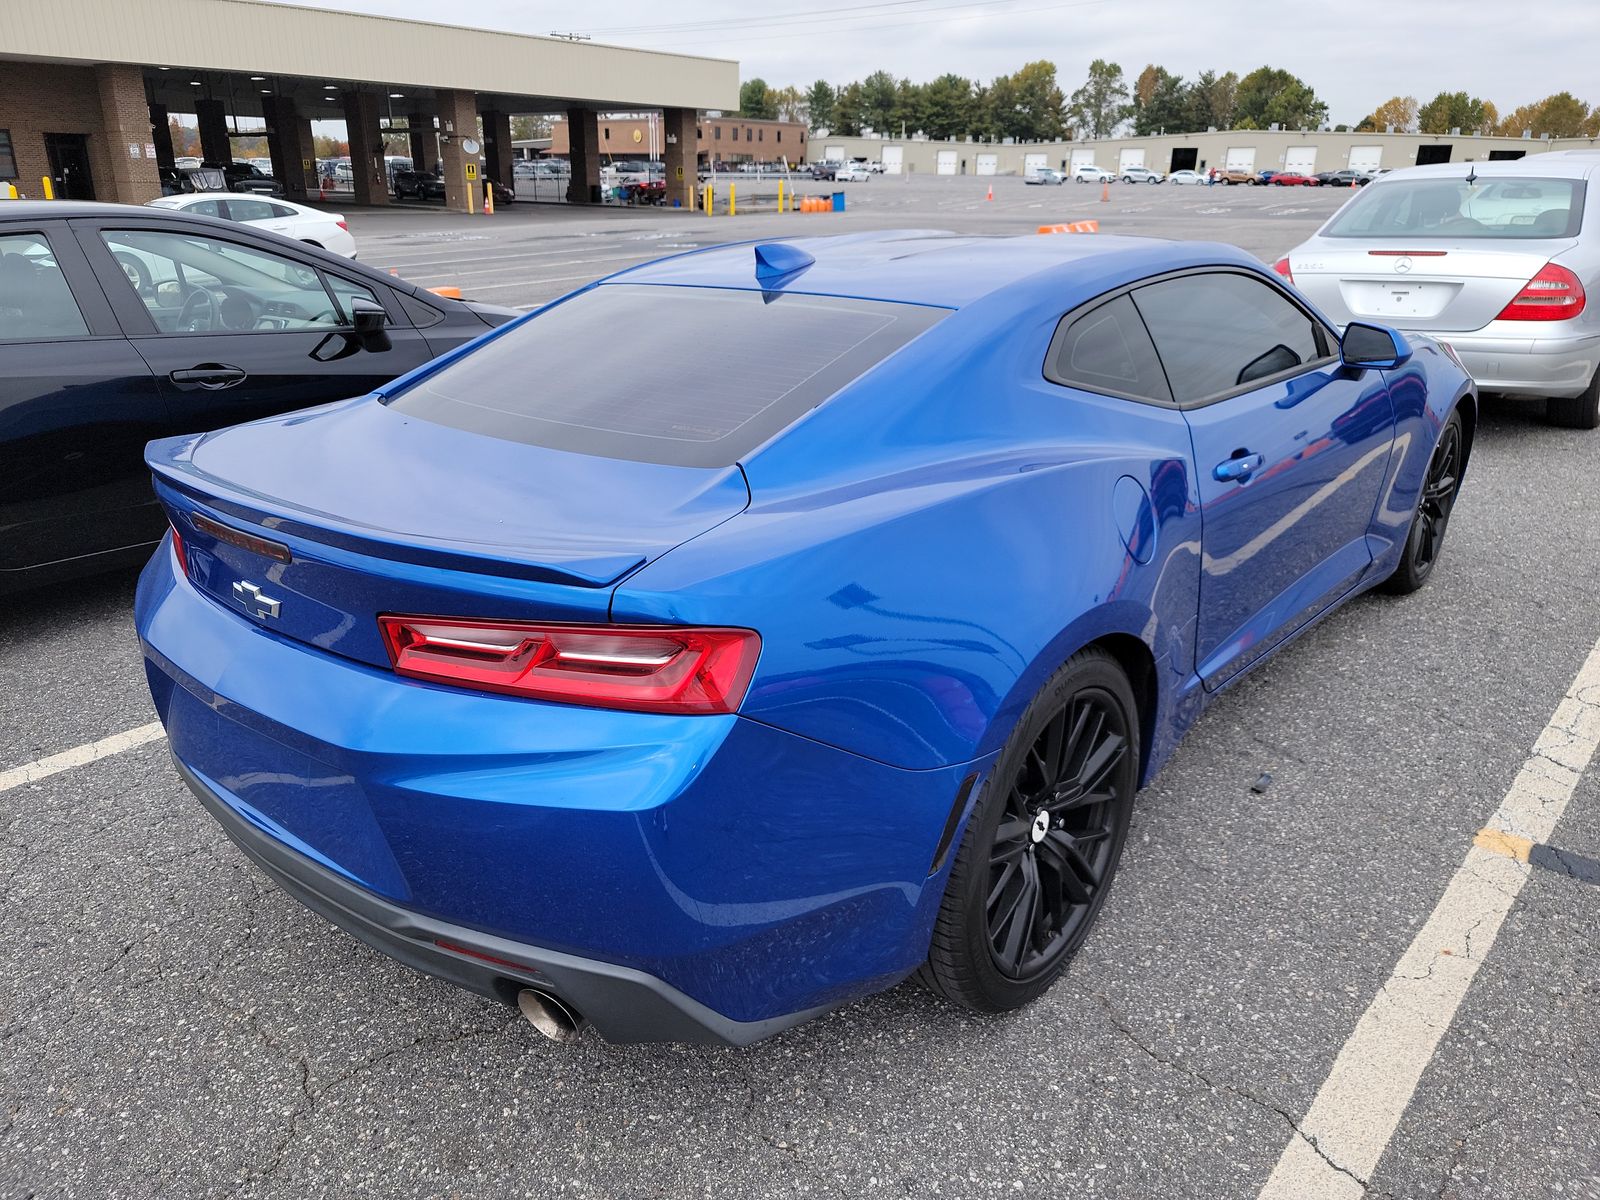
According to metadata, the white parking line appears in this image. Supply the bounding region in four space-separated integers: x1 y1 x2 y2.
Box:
1258 637 1600 1199
0 723 166 795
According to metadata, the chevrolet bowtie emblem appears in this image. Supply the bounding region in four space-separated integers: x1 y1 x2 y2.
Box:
232 580 282 621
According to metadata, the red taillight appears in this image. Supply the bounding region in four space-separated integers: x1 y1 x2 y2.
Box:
336 220 349 231
377 616 760 715
1495 262 1586 322
170 524 188 576
1272 256 1293 283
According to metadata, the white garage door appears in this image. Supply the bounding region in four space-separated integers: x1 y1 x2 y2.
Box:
1283 146 1317 174
1023 152 1047 176
1070 149 1097 170
1347 146 1383 173
1118 148 1146 173
1225 146 1256 172
881 145 904 175
936 149 957 175
825 145 846 162
976 153 998 176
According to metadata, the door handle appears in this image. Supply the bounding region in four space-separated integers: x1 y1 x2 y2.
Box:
169 364 247 389
1214 452 1265 483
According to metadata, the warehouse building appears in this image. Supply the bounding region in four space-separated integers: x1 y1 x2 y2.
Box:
0 0 737 212
809 128 1600 176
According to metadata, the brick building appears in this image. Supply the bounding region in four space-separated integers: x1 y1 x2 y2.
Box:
545 115 808 166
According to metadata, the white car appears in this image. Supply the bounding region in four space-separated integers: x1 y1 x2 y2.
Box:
1120 166 1165 184
1169 169 1204 186
1025 168 1066 186
146 194 358 258
1072 164 1116 183
836 163 872 182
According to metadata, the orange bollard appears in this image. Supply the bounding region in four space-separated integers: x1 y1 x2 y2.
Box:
1100 182 1110 203
986 184 993 201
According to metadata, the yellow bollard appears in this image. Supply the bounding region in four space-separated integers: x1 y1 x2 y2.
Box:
778 180 784 214
729 183 736 217
41 176 54 200
704 182 713 215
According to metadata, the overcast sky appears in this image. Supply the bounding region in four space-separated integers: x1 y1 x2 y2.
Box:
273 0 1596 125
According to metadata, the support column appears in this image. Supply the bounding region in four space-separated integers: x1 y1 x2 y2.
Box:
483 109 513 187
95 63 161 203
565 108 600 205
408 111 435 173
662 107 697 211
342 90 389 206
265 96 312 201
437 88 480 213
195 97 231 165
149 102 175 170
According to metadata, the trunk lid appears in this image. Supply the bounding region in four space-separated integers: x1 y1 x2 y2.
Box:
148 399 749 668
1293 240 1578 332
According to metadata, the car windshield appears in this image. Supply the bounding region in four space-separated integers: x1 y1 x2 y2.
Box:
1322 176 1585 240
386 284 946 468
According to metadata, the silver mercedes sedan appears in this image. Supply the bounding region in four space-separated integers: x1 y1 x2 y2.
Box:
1277 153 1599 428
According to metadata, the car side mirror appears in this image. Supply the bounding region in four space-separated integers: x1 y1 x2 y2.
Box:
1341 321 1412 371
348 296 391 352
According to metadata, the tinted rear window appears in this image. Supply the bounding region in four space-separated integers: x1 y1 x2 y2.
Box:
385 284 945 467
1323 176 1585 240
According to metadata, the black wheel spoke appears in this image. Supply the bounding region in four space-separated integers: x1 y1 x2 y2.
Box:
1039 829 1098 904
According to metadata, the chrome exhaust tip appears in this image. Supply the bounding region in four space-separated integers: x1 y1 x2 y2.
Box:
517 988 583 1043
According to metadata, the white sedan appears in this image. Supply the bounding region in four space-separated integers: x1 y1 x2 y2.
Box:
1168 169 1205 186
836 163 873 182
145 194 357 258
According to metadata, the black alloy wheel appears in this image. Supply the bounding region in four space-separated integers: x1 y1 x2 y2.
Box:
985 688 1131 979
920 648 1139 1012
1384 408 1464 594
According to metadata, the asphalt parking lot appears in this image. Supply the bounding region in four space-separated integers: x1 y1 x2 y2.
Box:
3 175 1598 1200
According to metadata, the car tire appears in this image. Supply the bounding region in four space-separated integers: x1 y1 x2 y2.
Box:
919 647 1139 1013
113 251 152 293
1546 369 1600 430
1383 407 1465 594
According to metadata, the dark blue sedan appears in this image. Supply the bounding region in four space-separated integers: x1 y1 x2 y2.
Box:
135 232 1474 1044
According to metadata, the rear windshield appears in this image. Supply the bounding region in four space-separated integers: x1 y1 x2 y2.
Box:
386 284 944 467
1323 176 1585 240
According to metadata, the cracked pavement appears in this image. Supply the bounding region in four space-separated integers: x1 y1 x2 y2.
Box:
2 192 1599 1199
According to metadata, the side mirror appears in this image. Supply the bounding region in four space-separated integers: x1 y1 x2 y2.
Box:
348 296 391 352
1341 321 1412 371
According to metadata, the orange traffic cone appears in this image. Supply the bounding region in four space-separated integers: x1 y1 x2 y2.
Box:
986 183 994 201
1100 182 1110 203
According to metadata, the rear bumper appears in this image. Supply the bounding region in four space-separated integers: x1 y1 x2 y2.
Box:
176 754 826 1045
1426 328 1599 399
136 543 980 1039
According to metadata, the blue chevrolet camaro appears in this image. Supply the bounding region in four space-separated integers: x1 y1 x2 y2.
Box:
135 232 1473 1045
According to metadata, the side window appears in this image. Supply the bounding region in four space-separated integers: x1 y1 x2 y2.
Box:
1132 273 1328 405
324 274 381 323
185 198 224 218
268 203 298 219
1044 294 1171 404
224 198 278 223
99 229 345 335
0 232 92 340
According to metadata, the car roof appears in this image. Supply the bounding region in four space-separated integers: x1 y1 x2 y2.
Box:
610 230 1264 310
1368 156 1598 183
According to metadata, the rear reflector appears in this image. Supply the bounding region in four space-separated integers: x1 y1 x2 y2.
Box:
377 616 760 715
1272 257 1293 283
189 512 292 563
1495 261 1586 322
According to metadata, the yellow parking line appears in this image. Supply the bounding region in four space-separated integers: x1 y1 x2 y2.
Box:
1472 826 1533 862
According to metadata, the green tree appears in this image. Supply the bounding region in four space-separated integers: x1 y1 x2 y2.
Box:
1183 69 1238 131
921 74 975 139
1417 91 1493 133
1068 59 1130 139
509 115 551 141
832 81 865 135
739 78 779 120
856 70 899 133
773 85 806 125
1131 65 1187 135
891 78 926 136
1233 66 1328 130
1530 91 1591 136
805 79 837 131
